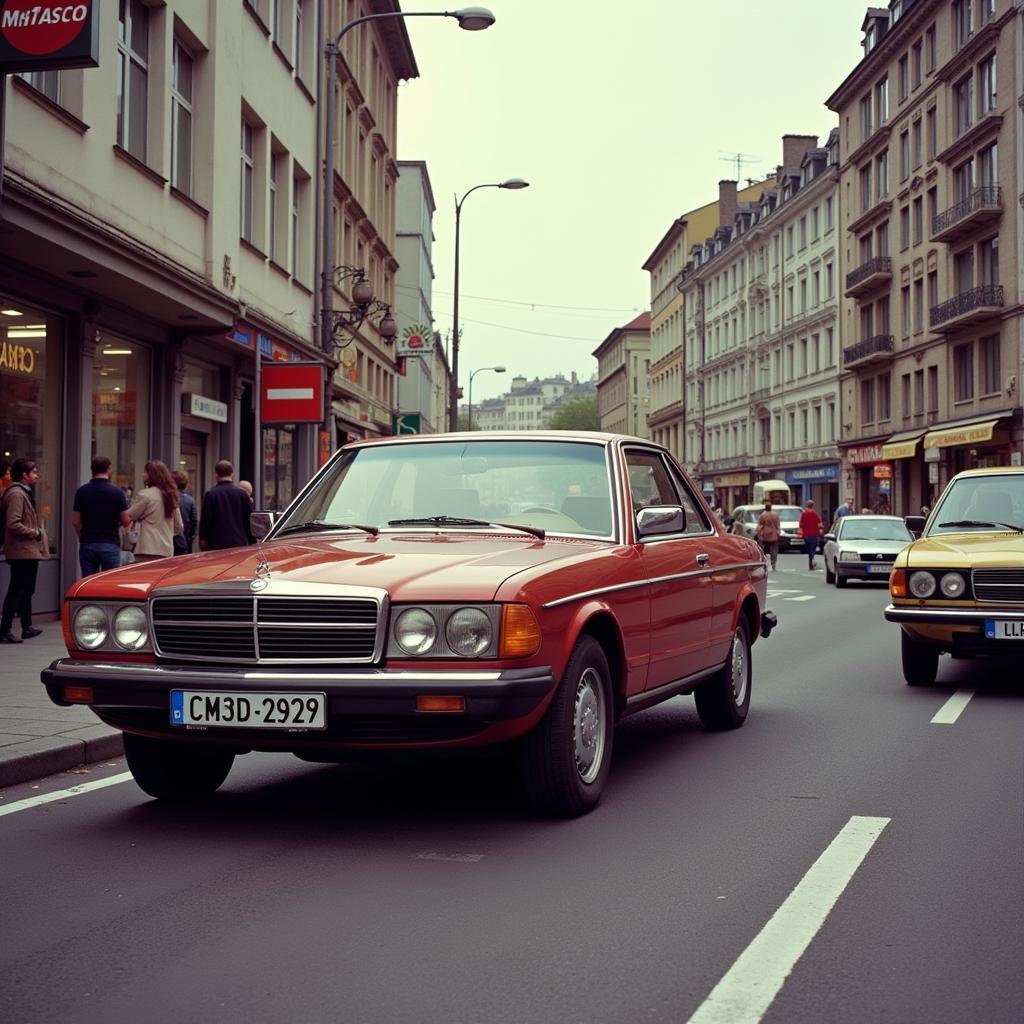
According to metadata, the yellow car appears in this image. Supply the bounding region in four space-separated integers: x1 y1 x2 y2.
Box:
884 466 1024 685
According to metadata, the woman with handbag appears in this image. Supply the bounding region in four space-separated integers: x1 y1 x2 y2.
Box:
127 460 183 561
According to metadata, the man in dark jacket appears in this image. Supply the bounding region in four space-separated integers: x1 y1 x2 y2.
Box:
73 455 131 575
172 470 198 555
199 460 254 551
1 458 48 642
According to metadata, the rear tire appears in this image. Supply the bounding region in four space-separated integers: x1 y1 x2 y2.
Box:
695 618 751 730
901 631 939 686
124 733 235 801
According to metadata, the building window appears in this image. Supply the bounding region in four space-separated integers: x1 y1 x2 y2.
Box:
979 142 998 186
913 279 924 332
912 39 922 88
861 378 875 424
979 235 999 286
901 285 911 337
899 131 910 180
294 0 304 79
900 206 910 249
912 119 922 168
898 55 909 101
171 40 194 196
925 24 936 71
16 70 59 102
955 247 975 293
876 149 889 199
979 334 1000 395
953 0 973 51
241 120 255 243
860 164 873 212
860 93 873 140
927 270 938 319
927 365 939 412
269 151 281 262
117 0 150 161
901 373 911 418
912 197 923 245
926 107 937 160
291 172 301 277
825 197 834 230
954 74 974 136
980 0 996 25
914 369 925 415
953 342 974 402
876 76 889 125
954 158 975 201
979 53 997 115
878 373 891 421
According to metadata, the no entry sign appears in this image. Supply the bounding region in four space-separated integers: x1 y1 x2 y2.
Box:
261 361 325 424
0 0 101 72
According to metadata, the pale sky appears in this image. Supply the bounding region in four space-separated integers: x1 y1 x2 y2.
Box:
395 0 871 403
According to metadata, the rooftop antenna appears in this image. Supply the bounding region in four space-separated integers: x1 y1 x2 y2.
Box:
719 151 759 181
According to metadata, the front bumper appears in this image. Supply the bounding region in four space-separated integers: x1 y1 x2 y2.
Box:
883 605 1024 626
838 561 894 580
884 605 1024 656
41 659 556 746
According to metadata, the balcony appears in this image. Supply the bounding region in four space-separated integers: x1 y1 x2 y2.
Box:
843 334 894 368
931 187 1002 243
751 386 770 404
930 285 1004 333
845 257 892 298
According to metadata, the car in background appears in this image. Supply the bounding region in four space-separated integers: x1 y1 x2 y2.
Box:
822 515 913 587
729 504 763 540
42 432 776 817
884 467 1024 686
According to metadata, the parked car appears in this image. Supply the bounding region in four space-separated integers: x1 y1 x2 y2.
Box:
884 467 1024 685
822 515 913 587
41 432 777 817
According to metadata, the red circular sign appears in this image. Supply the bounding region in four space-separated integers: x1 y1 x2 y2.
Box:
1 1 90 56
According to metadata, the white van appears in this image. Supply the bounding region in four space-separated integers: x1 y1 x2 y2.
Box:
752 479 791 506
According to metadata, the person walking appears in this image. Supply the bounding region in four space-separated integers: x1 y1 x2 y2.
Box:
199 460 254 551
799 499 824 570
127 460 183 561
756 502 781 570
73 455 131 575
0 458 48 642
172 470 198 556
835 497 854 521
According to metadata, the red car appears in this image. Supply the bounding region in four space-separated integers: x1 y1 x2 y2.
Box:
42 432 775 816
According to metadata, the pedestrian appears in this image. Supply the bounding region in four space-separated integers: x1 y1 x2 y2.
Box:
799 499 824 570
756 501 781 570
199 460 254 551
920 505 930 517
127 460 183 561
72 454 131 575
172 470 198 556
238 480 254 505
0 458 48 643
835 497 855 521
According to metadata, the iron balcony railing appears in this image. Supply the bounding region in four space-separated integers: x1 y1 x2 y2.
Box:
931 186 1002 238
845 256 892 292
843 333 894 366
930 285 1003 329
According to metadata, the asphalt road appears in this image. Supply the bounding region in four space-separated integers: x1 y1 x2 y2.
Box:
3 557 1022 1024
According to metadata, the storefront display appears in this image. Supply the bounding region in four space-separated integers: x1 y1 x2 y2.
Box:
91 335 151 496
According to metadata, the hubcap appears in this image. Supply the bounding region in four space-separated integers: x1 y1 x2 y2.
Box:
574 667 605 784
730 629 749 706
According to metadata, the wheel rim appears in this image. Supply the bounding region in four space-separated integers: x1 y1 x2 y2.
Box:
729 629 749 706
574 667 605 784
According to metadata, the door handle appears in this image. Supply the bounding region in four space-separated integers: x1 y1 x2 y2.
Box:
696 553 710 566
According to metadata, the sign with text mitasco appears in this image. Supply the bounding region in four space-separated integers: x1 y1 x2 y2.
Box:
0 0 101 73
261 362 325 424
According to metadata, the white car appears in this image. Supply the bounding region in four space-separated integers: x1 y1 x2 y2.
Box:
822 515 913 587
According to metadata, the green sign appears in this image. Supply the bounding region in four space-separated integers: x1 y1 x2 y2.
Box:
392 413 421 435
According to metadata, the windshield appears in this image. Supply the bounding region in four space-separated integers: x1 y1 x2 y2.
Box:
279 439 615 537
776 507 802 523
927 474 1024 534
838 519 912 543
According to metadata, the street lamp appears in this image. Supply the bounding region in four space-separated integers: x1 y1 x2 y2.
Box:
467 365 506 431
449 178 529 431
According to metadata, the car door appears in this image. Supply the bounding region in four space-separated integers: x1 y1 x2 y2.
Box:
624 447 715 691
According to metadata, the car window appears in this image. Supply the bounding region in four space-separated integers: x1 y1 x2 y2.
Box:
776 507 802 523
928 474 1024 533
624 449 710 536
839 519 911 542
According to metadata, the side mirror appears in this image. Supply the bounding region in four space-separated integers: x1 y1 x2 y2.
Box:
250 511 279 540
824 533 836 543
636 505 685 538
904 515 925 535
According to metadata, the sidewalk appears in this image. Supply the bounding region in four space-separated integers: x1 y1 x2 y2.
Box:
0 625 122 788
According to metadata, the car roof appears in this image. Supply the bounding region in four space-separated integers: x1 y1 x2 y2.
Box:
839 514 903 521
948 466 1024 480
344 430 629 449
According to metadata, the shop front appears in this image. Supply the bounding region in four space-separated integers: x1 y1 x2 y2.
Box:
710 470 752 513
841 441 889 515
922 411 1022 483
881 429 927 515
784 463 840 524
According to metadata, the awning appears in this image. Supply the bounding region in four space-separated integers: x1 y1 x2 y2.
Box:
882 429 927 460
923 418 1001 449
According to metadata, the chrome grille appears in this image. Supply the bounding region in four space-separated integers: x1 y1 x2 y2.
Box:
972 568 1024 604
151 593 381 664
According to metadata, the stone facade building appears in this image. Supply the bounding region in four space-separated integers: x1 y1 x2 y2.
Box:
592 313 652 437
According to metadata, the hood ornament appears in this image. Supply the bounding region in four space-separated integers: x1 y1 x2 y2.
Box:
250 545 272 592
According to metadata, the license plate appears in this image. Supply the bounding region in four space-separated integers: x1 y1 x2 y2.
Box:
984 621 1024 640
867 564 891 574
171 691 327 729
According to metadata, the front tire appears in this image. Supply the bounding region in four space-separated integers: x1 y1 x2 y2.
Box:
519 635 613 817
901 631 939 686
124 733 235 801
695 618 751 730
825 559 835 584
836 573 848 588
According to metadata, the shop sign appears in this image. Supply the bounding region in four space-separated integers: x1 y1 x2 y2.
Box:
0 0 100 73
0 339 36 375
846 444 883 465
396 324 432 359
928 462 939 483
261 361 324 423
923 446 940 463
923 419 1000 449
785 464 839 483
712 472 751 487
873 462 892 479
182 392 227 423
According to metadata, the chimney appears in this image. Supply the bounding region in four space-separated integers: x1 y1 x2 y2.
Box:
781 133 819 172
718 180 738 228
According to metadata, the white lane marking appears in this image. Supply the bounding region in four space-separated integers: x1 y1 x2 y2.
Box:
0 773 133 818
930 689 975 725
766 589 802 598
687 815 890 1024
784 595 815 603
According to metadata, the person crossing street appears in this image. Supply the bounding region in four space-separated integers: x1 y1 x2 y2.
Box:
799 499 824 571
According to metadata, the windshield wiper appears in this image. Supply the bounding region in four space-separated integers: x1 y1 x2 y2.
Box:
276 519 379 537
937 519 1024 533
387 515 545 540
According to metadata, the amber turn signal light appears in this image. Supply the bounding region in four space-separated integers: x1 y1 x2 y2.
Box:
63 686 94 703
890 568 907 598
499 604 542 658
416 695 465 713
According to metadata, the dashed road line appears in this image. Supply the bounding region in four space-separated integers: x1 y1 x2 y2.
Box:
0 773 133 818
931 689 975 725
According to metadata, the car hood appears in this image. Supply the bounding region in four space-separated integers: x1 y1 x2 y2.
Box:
68 533 608 603
903 532 1024 569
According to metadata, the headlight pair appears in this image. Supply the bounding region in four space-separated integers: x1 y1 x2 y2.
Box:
72 604 150 652
393 606 495 658
908 571 967 600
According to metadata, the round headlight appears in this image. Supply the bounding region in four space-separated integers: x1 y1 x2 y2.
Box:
445 607 493 658
113 606 148 650
74 605 108 649
940 572 966 599
909 571 937 599
394 608 437 656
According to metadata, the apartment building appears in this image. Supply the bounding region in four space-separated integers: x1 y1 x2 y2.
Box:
592 313 652 437
827 0 1023 514
467 374 595 431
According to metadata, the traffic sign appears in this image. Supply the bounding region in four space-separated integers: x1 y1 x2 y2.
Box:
392 413 421 435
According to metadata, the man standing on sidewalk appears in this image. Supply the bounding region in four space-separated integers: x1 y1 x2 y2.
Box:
799 499 824 571
199 461 254 551
73 456 131 575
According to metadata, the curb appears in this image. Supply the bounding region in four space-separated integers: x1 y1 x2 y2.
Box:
0 728 124 789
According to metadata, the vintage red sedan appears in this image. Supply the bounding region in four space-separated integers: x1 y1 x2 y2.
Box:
42 432 776 816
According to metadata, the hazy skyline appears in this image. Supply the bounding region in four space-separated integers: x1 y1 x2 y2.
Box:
395 1 872 403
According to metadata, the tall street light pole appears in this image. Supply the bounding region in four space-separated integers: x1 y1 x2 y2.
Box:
467 364 506 431
449 178 529 431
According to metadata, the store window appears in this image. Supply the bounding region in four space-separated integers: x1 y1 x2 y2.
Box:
0 301 63 554
92 336 151 496
263 426 296 512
